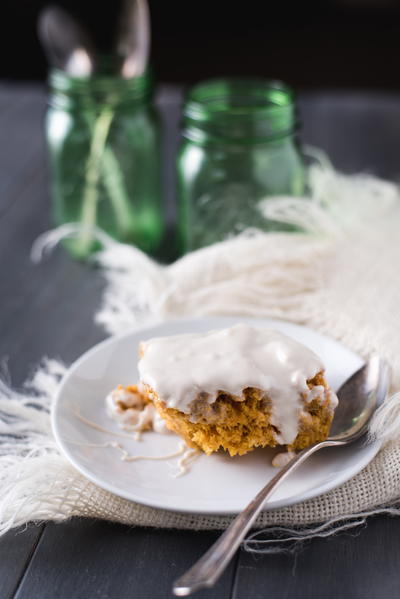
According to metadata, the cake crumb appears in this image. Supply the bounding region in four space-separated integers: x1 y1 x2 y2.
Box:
272 450 296 468
106 385 170 434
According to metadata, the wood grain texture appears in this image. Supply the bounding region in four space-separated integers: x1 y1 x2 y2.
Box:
15 520 237 599
0 86 47 218
233 515 400 599
0 526 44 599
300 91 400 179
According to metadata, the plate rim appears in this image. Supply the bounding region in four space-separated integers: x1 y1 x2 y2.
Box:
52 316 382 515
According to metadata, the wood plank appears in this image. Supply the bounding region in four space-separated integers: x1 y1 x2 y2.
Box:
0 85 108 599
15 519 236 599
0 85 39 119
0 175 106 384
299 91 400 179
0 125 106 384
0 526 44 599
0 87 46 217
233 514 400 599
0 86 49 599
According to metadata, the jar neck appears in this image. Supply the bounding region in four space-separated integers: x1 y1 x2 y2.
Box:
48 67 153 111
182 79 297 145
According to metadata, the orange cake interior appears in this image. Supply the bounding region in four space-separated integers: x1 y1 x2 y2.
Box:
142 371 334 457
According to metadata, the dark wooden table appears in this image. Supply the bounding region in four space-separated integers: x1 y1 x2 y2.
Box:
1 84 400 599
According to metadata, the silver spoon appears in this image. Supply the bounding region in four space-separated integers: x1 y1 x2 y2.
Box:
116 0 150 78
37 6 95 76
173 356 390 596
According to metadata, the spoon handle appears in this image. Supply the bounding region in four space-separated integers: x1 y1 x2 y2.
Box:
173 440 335 597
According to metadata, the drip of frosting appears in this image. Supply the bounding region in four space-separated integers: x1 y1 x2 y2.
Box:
138 323 336 444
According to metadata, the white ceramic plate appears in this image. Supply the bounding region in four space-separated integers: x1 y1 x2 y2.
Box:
52 316 381 515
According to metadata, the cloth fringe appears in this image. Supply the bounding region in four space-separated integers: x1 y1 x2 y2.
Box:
243 507 400 554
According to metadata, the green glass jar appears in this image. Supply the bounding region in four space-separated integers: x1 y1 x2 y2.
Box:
46 66 163 259
177 79 305 253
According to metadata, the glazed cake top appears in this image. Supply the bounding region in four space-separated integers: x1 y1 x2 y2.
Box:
138 323 336 444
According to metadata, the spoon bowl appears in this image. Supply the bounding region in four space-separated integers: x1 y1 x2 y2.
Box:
38 6 95 77
329 355 390 441
116 0 150 78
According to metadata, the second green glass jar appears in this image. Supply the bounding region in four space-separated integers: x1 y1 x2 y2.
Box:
177 79 306 253
47 66 163 259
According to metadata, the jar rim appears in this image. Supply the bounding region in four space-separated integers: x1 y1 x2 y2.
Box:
184 78 295 121
182 78 297 144
48 61 152 101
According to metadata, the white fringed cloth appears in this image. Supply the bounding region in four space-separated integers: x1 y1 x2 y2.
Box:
2 161 400 551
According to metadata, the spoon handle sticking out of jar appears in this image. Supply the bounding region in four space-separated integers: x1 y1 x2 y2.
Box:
116 0 151 78
37 6 95 76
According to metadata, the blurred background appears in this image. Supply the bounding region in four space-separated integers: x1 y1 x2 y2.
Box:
3 0 400 89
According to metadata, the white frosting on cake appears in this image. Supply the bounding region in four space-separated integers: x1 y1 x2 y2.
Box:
138 324 336 445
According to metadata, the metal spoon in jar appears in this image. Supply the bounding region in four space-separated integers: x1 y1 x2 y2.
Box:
116 0 151 78
173 356 390 596
37 6 95 76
